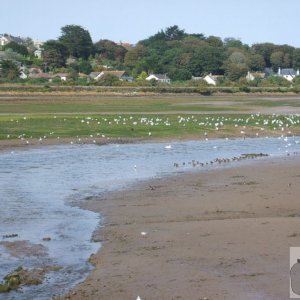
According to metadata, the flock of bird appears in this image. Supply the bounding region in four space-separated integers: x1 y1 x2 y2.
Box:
173 153 271 169
4 113 300 145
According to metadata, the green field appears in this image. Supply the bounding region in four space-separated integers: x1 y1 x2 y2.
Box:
1 94 300 141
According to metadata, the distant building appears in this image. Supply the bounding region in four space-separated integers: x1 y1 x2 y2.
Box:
33 39 44 49
264 68 274 78
89 70 133 82
53 73 68 81
0 34 10 46
191 76 202 81
146 74 171 84
19 71 28 79
28 73 53 81
277 67 299 82
34 49 43 58
202 73 223 86
0 34 24 46
246 71 265 81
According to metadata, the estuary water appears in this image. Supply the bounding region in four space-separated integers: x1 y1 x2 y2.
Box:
0 136 299 299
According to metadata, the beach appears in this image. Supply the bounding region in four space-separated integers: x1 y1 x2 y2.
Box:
55 154 300 300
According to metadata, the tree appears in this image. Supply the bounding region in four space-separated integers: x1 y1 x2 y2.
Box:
249 53 265 71
188 46 224 76
167 67 192 81
136 71 148 81
0 48 23 62
164 25 186 41
270 51 284 71
124 44 148 68
0 60 20 80
224 38 243 48
228 51 247 64
223 61 248 81
293 48 300 69
69 59 92 74
3 42 28 56
206 36 223 47
59 25 94 59
261 75 290 87
94 40 127 62
42 40 68 69
251 43 277 67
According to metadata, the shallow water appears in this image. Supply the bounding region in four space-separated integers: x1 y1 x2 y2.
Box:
0 136 299 299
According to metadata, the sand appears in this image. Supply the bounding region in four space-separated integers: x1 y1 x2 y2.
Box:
51 155 300 300
0 137 145 152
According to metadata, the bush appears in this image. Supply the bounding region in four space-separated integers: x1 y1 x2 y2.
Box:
239 85 250 93
259 76 290 87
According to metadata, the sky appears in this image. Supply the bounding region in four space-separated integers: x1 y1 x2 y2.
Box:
1 0 299 47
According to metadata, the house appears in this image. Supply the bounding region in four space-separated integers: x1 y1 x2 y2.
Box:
34 49 43 59
19 71 28 79
0 34 24 46
146 74 171 84
33 39 44 49
89 70 133 82
264 68 274 78
246 71 265 81
277 68 299 82
53 73 68 81
0 34 10 46
28 73 53 81
203 73 223 86
191 76 202 81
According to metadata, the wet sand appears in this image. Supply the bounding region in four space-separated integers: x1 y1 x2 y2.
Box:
0 137 145 152
55 155 300 300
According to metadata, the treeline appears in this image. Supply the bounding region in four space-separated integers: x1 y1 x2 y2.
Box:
1 24 300 83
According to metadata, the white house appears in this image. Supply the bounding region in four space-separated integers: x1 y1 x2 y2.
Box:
146 74 171 84
34 49 43 59
19 71 28 79
203 73 223 86
33 39 44 49
89 70 133 82
277 68 300 82
0 34 10 46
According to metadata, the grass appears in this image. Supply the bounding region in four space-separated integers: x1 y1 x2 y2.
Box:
0 95 244 114
1 94 300 141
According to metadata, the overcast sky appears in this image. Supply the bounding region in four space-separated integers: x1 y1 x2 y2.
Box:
1 0 299 47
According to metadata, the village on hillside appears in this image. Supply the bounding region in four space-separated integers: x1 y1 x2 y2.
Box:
1 25 300 88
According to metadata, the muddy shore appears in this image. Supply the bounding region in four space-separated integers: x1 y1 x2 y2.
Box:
51 154 300 300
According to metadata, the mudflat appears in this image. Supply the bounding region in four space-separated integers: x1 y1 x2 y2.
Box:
58 155 300 300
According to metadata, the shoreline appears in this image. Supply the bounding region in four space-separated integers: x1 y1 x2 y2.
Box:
0 130 297 153
0 137 147 153
57 154 300 300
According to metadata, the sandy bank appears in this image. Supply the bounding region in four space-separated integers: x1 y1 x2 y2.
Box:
0 137 147 152
55 155 300 300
